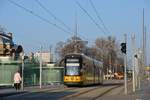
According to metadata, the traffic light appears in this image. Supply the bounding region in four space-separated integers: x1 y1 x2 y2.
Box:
134 54 137 58
120 43 126 54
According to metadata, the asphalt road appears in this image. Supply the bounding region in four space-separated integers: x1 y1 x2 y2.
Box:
1 80 124 100
3 79 150 100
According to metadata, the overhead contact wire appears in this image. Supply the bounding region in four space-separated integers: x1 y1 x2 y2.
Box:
89 0 110 34
75 0 107 35
7 0 73 35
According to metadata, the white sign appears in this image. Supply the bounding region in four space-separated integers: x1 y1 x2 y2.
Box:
66 63 80 66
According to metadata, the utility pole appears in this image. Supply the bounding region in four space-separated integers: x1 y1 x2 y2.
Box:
144 26 147 68
124 34 127 95
131 33 136 92
39 46 42 88
142 8 145 77
74 11 78 53
144 26 149 80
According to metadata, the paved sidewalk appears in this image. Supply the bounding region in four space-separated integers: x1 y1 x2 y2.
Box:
0 88 27 98
100 79 150 100
0 84 65 98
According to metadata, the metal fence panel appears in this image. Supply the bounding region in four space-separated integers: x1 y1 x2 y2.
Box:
0 63 20 86
42 67 64 85
23 65 64 86
0 62 64 86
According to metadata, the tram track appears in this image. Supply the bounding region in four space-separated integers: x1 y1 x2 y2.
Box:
26 86 78 95
60 83 123 100
60 86 102 100
93 85 122 100
2 81 124 99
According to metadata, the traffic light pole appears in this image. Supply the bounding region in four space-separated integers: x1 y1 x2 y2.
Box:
124 34 127 95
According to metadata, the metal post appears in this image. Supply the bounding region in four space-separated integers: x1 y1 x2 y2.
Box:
138 49 142 90
21 53 24 90
135 55 138 88
137 54 140 89
39 46 42 88
109 55 112 79
107 67 109 80
144 26 148 81
142 8 146 79
49 45 52 63
116 60 118 74
124 34 127 94
131 33 135 92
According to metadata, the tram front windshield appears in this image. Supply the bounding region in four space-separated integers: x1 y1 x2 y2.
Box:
65 58 80 75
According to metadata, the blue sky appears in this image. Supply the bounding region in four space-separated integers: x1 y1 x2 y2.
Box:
0 0 150 63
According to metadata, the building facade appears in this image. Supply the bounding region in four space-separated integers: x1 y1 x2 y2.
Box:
34 51 53 65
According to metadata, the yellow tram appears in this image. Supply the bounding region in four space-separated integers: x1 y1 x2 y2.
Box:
64 53 103 86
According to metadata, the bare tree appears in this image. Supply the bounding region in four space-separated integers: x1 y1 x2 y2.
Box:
94 36 124 74
56 35 124 73
55 36 87 58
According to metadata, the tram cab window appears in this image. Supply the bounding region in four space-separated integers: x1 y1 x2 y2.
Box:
65 58 80 75
66 66 80 75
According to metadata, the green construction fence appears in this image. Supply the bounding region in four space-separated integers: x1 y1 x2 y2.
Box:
0 61 64 86
0 61 21 86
